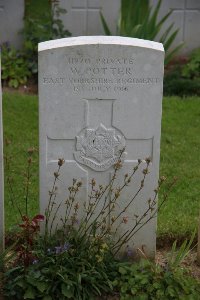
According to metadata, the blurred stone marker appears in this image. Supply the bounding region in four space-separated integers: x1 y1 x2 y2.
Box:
0 0 24 48
0 56 4 251
39 36 164 258
59 0 120 36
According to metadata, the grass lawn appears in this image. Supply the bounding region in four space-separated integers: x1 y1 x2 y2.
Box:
2 93 200 241
3 92 39 230
159 97 200 240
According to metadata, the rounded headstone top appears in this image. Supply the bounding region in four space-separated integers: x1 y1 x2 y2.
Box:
38 36 164 52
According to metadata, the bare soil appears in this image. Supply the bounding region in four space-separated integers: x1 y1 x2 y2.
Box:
2 79 38 95
156 248 200 280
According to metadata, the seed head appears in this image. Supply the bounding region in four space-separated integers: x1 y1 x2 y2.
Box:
114 160 122 170
27 157 32 164
77 181 82 187
54 172 59 178
27 147 35 155
111 216 116 223
160 176 166 183
115 190 120 198
58 158 65 166
123 216 128 224
91 178 96 186
145 157 151 164
74 203 79 210
142 168 148 175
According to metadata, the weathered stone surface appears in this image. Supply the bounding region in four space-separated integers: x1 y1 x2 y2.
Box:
39 36 164 258
59 0 120 36
0 0 24 48
0 57 4 252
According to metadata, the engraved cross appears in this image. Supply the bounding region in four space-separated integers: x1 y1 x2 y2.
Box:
47 98 153 169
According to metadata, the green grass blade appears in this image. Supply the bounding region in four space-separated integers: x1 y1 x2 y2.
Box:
130 24 142 37
99 12 112 35
165 43 184 65
148 0 162 35
164 29 179 52
156 10 173 32
159 24 174 43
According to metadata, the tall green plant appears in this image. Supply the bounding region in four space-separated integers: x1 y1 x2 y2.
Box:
100 0 183 64
167 230 196 270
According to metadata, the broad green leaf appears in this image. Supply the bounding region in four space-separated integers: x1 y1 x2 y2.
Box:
42 296 52 300
159 24 174 43
164 29 179 51
24 287 36 299
36 281 47 292
119 266 127 275
61 283 74 298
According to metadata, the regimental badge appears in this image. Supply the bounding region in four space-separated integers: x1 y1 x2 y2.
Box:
74 123 125 171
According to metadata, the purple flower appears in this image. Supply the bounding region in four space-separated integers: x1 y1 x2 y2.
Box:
126 246 134 258
55 246 62 254
54 242 70 254
32 259 39 264
63 242 70 251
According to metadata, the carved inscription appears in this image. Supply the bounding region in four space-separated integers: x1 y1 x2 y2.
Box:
42 55 161 92
74 123 124 171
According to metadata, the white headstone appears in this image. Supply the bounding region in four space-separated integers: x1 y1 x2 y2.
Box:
0 55 4 251
39 36 164 258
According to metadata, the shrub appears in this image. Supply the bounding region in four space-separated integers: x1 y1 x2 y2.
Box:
4 234 118 299
3 152 176 299
164 49 200 96
182 48 200 79
114 259 200 299
1 44 31 88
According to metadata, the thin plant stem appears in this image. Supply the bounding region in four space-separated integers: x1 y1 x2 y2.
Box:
24 157 32 216
7 176 23 219
113 178 177 254
84 150 125 236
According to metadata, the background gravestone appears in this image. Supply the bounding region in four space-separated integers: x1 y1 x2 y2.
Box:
39 36 164 258
151 0 200 54
59 0 120 36
0 57 4 251
0 0 24 48
60 0 200 54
